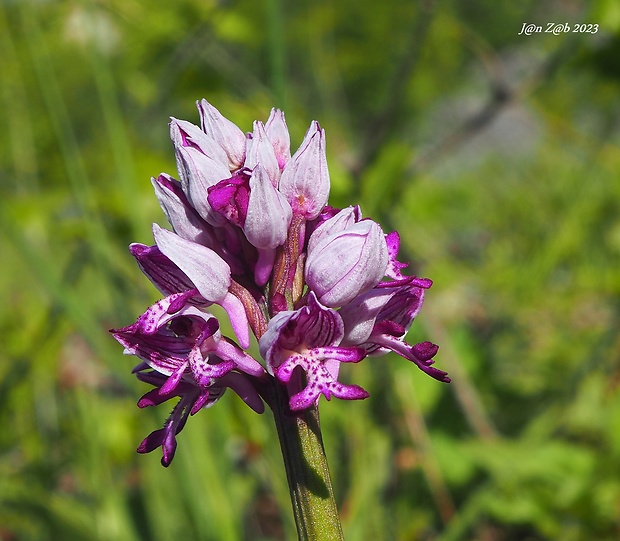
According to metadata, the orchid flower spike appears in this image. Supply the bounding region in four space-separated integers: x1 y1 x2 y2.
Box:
111 99 447 466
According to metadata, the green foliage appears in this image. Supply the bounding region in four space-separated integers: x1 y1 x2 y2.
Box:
1 0 619 539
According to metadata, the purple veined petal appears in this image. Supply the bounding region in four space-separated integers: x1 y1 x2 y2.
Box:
298 292 345 347
170 118 229 168
244 165 292 250
110 294 219 377
259 292 344 374
175 144 231 226
111 293 190 362
244 121 280 187
279 121 330 219
112 292 185 337
197 99 246 170
265 108 291 171
306 205 362 254
273 292 344 353
338 288 397 346
129 243 198 297
151 174 217 247
153 224 231 303
258 308 296 374
376 286 426 333
305 220 389 307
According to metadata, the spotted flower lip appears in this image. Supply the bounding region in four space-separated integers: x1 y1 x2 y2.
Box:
112 99 448 465
111 292 264 381
259 293 369 410
111 292 266 466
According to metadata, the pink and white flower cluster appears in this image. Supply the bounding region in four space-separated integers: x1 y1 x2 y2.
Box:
111 100 449 466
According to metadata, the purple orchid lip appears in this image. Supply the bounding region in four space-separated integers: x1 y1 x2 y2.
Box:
259 292 371 410
112 99 447 465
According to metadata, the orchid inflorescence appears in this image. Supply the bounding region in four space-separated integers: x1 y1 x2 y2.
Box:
111 100 449 467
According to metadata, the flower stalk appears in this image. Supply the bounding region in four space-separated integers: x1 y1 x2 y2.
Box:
110 100 449 539
270 383 344 541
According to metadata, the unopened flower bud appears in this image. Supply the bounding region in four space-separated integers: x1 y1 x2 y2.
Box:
278 121 329 219
197 99 246 170
305 220 389 307
244 121 280 187
265 108 291 170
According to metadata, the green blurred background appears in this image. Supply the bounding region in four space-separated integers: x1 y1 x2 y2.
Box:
1 0 619 539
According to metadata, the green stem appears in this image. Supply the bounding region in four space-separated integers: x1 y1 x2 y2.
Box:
270 381 345 540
